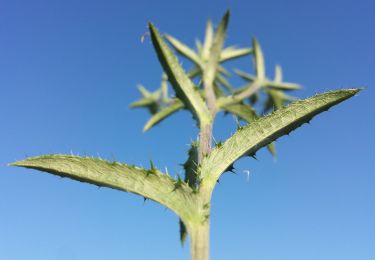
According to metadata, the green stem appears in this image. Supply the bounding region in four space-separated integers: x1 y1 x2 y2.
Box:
198 123 213 162
190 221 210 260
193 120 213 260
193 71 217 260
194 113 214 260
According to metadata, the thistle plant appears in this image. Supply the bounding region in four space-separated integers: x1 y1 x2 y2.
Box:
10 11 360 260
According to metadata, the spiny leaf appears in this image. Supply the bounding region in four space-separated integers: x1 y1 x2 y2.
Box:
220 46 252 62
202 20 214 61
143 100 184 132
203 10 230 88
200 89 361 187
275 64 283 82
235 69 256 82
267 65 301 90
195 39 203 56
148 23 211 125
129 96 156 109
266 81 301 91
165 34 202 67
130 85 161 114
160 73 169 102
213 82 226 97
218 66 231 77
216 73 233 92
10 155 196 222
252 37 265 80
264 89 297 113
138 85 152 97
187 66 201 79
235 65 301 91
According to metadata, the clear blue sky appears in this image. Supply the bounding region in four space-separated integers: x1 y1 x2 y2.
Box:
1 0 374 259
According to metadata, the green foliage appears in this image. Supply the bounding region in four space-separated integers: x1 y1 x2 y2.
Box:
9 10 361 260
183 142 200 188
199 89 360 189
180 141 200 245
143 99 183 132
148 23 212 126
203 11 229 90
252 38 265 80
10 155 196 223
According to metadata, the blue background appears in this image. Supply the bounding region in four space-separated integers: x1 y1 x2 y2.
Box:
0 0 374 259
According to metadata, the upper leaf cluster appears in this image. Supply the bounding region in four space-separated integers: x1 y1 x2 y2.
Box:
132 11 301 144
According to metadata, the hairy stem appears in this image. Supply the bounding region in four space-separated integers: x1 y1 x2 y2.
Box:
198 123 213 162
194 77 217 259
204 82 218 115
190 221 210 260
199 78 217 162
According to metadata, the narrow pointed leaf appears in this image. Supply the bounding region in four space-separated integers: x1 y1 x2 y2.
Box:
252 38 265 80
187 66 201 79
220 103 257 122
264 89 298 113
161 73 169 102
204 11 230 87
216 73 233 92
195 39 203 56
130 85 161 114
129 97 155 108
220 47 252 62
268 89 285 110
165 34 202 67
130 85 159 108
274 64 283 82
202 20 214 61
213 82 226 97
11 155 195 221
266 81 302 90
143 100 184 132
149 23 211 125
218 65 231 77
200 89 360 187
267 64 301 90
235 69 256 82
130 98 159 115
138 85 152 97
